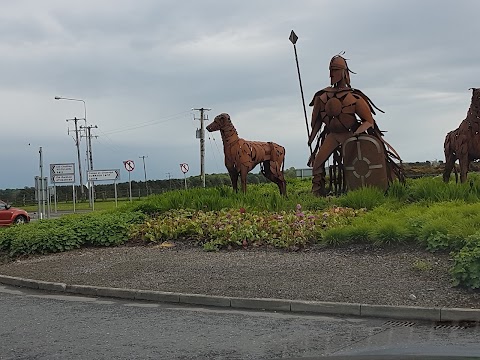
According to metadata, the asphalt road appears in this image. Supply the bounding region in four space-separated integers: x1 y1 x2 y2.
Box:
1 285 479 360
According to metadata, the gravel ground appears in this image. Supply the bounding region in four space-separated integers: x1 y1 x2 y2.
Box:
1 244 479 309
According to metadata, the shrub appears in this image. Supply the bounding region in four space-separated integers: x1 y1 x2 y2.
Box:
369 220 413 245
322 227 355 246
1 211 145 257
451 232 480 289
130 205 363 251
386 180 409 202
337 186 386 210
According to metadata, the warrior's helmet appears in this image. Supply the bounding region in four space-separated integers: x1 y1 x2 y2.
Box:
329 55 353 87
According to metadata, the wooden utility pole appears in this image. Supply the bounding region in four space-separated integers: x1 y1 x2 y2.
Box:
139 155 149 195
193 107 211 188
81 124 98 207
66 117 85 196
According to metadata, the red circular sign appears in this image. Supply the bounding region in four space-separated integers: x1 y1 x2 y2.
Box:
124 160 135 172
180 163 189 174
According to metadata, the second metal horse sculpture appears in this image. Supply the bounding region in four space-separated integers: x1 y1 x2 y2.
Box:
444 88 480 183
206 113 287 195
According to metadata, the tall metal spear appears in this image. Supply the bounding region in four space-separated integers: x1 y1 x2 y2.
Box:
289 30 314 160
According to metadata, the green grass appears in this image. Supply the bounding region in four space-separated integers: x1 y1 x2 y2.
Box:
22 198 139 212
3 176 480 289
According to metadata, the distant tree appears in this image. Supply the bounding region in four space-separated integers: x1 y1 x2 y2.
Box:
284 167 297 179
247 174 260 184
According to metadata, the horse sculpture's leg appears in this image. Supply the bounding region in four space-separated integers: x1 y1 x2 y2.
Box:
443 153 456 183
279 172 287 196
262 161 286 196
261 144 287 196
456 133 469 183
459 155 469 183
240 167 249 193
274 163 287 196
443 133 456 183
228 169 239 192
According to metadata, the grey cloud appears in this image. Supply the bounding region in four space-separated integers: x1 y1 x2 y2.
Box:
2 0 480 188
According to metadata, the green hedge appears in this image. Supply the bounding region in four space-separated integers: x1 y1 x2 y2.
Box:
0 211 145 257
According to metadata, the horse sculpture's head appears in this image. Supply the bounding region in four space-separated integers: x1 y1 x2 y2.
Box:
470 88 480 107
206 113 231 132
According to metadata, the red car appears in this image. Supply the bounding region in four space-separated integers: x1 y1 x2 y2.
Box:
0 200 30 226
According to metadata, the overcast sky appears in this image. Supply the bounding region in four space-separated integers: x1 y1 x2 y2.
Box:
1 0 479 189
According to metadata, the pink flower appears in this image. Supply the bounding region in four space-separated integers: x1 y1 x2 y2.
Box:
296 204 302 211
239 207 246 214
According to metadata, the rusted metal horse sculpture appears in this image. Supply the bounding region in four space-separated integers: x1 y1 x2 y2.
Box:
443 88 480 183
206 113 287 195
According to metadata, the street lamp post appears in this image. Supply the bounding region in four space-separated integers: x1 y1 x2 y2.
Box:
54 96 90 204
39 146 46 219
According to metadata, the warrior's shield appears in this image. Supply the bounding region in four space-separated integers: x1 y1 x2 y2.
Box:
342 134 388 191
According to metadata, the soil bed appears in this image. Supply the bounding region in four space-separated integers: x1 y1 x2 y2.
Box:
1 244 479 309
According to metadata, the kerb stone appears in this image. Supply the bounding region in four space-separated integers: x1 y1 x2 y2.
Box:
361 304 441 321
230 297 290 312
290 300 361 316
179 294 231 307
135 290 180 303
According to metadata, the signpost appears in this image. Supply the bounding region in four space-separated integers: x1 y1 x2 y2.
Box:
87 170 120 181
50 163 76 213
50 163 75 177
180 163 189 190
52 174 75 183
123 160 135 201
34 176 48 219
88 169 121 207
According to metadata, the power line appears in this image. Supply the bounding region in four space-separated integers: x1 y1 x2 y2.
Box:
95 129 124 154
207 134 221 173
101 111 191 136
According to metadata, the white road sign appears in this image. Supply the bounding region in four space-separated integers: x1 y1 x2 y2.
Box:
87 170 120 181
124 160 135 172
180 163 189 174
52 174 75 183
51 163 75 175
50 163 75 183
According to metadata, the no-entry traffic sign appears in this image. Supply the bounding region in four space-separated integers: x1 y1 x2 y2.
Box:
124 160 135 172
180 163 189 174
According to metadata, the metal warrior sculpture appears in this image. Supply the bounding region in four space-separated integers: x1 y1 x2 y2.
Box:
307 55 404 196
206 113 287 195
443 88 480 183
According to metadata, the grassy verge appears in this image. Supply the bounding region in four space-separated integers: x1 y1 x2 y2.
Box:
1 176 480 289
